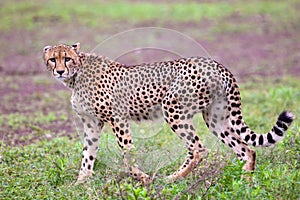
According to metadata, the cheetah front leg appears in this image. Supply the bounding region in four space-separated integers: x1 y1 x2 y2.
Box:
109 117 152 185
76 115 103 184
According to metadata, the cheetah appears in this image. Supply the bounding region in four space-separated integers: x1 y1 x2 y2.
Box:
43 42 295 185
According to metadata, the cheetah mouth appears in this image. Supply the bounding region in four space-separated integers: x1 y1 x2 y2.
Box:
56 76 67 81
56 71 78 81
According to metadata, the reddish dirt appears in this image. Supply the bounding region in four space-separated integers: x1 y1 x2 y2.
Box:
0 14 299 146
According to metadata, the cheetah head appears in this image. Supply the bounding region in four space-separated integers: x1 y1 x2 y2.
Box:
43 43 81 82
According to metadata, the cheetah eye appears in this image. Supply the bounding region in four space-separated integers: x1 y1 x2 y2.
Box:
49 58 56 63
65 57 72 62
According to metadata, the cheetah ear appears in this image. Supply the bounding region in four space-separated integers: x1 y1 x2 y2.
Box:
43 45 52 53
71 42 80 53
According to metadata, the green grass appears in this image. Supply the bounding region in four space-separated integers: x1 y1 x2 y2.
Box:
1 78 299 199
0 112 63 130
0 0 299 31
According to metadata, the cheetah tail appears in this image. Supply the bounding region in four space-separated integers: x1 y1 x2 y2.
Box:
240 111 295 147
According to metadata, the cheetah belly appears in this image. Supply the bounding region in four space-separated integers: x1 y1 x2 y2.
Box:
128 104 163 121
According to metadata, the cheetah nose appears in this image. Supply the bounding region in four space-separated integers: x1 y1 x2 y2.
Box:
56 70 65 75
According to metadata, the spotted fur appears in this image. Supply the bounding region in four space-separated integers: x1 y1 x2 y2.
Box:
43 43 295 184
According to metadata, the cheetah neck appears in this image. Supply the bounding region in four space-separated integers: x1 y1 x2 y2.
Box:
63 74 77 89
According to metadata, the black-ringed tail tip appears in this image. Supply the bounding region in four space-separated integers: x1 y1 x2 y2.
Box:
278 111 295 125
268 110 295 146
275 111 295 135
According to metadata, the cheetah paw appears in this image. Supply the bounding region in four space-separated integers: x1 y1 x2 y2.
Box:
75 170 94 184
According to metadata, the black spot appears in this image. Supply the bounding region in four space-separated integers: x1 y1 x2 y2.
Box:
88 165 91 170
174 115 179 120
172 124 178 130
87 123 92 128
189 125 195 131
212 118 217 123
258 135 264 146
220 132 225 138
276 120 288 130
164 111 169 117
244 135 250 142
231 141 236 146
87 139 93 146
89 155 94 160
124 139 128 145
267 133 276 144
241 127 247 133
251 134 256 141
83 146 88 151
241 147 245 152
169 108 175 113
206 123 210 128
273 126 283 136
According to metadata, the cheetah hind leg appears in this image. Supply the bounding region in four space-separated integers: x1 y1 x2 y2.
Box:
165 119 208 183
122 150 152 185
202 96 257 174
